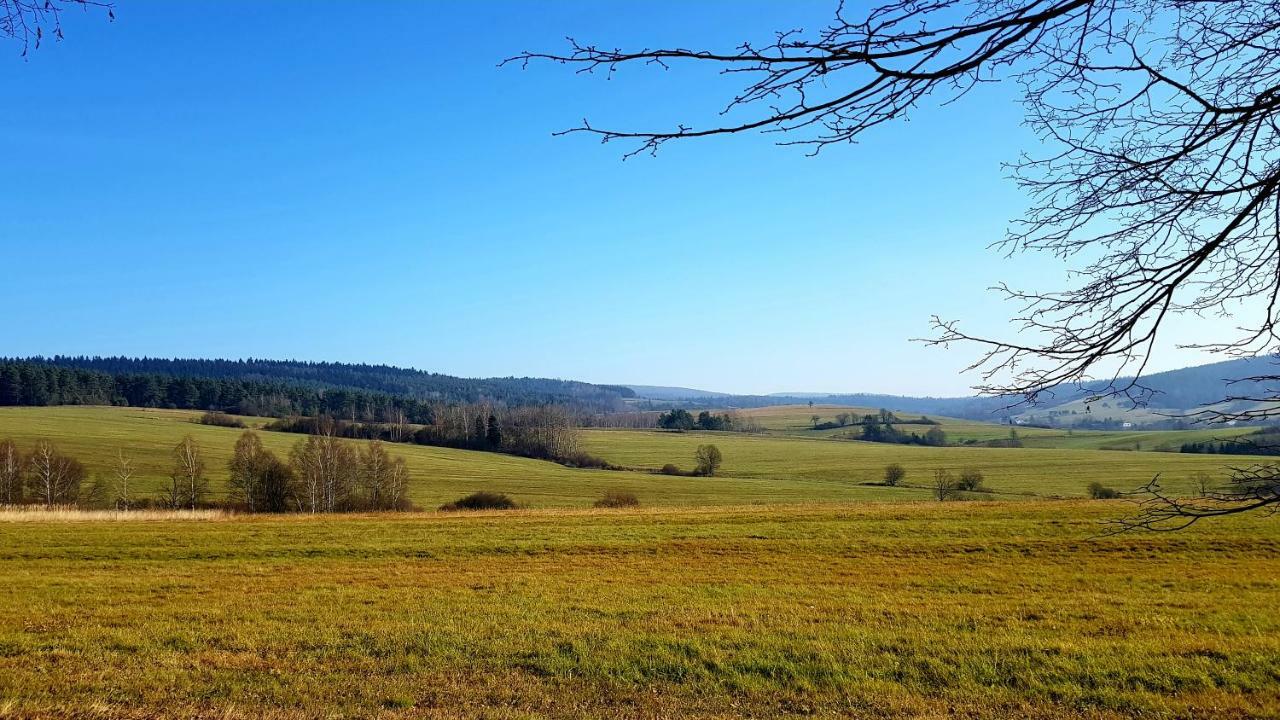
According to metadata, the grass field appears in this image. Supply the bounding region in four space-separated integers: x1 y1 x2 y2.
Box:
738 404 1262 447
0 406 1267 508
1 502 1277 718
580 428 1258 498
0 407 922 508
3 406 1279 717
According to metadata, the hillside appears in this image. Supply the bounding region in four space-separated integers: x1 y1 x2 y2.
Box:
6 356 634 411
0 405 1257 507
628 356 1280 424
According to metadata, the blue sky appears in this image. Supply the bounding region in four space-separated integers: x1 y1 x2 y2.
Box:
0 1 1223 395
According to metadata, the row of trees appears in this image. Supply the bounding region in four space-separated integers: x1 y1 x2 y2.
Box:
0 439 86 506
264 404 598 468
0 432 412 513
0 361 441 422
8 356 635 411
879 464 986 499
860 421 947 447
656 409 760 432
0 361 628 433
1180 429 1280 456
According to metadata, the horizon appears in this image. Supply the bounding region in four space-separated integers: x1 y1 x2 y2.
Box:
2 1 1234 395
5 352 1259 402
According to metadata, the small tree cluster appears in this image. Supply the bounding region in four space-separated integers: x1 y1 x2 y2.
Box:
0 438 85 507
860 416 947 447
656 409 739 432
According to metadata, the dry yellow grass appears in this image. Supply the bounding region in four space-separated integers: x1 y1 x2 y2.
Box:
0 505 231 522
0 501 1277 718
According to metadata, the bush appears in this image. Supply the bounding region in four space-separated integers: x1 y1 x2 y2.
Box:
593 490 640 508
198 411 245 428
1087 481 1121 499
439 491 518 512
556 451 612 469
883 463 906 486
660 463 684 476
956 468 986 492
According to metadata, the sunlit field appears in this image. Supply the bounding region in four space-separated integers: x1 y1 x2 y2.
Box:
0 406 1265 509
1 502 1277 718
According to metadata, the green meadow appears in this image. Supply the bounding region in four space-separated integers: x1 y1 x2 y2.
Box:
0 405 1263 509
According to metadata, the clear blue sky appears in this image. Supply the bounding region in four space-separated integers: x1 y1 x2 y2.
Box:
0 1 1221 395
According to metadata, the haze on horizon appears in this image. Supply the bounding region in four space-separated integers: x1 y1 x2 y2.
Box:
1 1 1232 396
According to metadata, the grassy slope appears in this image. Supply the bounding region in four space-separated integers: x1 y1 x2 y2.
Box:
1 502 1277 718
0 406 1265 506
581 428 1257 498
0 407 918 508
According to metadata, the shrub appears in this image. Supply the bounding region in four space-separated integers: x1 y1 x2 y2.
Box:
556 451 613 469
883 463 906 486
1087 481 1121 499
694 444 723 477
660 463 684 476
198 411 245 428
439 491 518 512
593 490 640 508
956 468 986 492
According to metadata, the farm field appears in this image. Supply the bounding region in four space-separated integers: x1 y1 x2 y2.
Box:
0 406 1269 507
736 404 1261 448
1 502 1277 718
580 428 1258 498
0 407 917 508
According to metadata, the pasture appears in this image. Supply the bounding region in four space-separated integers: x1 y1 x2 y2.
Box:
0 406 1267 508
1 502 1278 718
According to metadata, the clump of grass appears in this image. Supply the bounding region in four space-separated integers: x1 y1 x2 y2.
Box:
593 490 640 509
439 491 518 512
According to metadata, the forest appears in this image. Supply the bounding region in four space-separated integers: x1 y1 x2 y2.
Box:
3 356 634 411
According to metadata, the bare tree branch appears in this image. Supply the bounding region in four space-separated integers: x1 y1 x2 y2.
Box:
1 0 112 57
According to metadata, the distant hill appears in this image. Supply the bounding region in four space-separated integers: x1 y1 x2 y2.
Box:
624 385 731 401
627 357 1280 424
10 356 635 411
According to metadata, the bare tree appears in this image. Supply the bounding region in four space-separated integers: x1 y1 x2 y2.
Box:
360 440 391 510
2 0 113 57
111 449 135 510
1110 467 1280 531
290 429 357 513
229 431 295 513
512 1 1280 525
165 435 207 510
25 439 84 506
933 468 959 501
883 463 906 487
359 441 410 511
0 438 23 504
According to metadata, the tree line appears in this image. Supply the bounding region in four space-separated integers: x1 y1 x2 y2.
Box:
1180 428 1280 457
853 412 947 447
655 409 761 432
9 356 635 412
0 432 413 513
262 404 609 469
